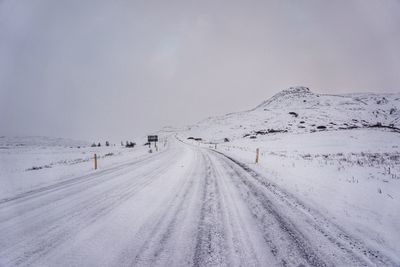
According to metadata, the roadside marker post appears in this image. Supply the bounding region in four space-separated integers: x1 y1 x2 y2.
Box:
255 148 260 164
94 154 98 170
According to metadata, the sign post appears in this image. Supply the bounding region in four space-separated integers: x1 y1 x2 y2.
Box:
148 135 159 150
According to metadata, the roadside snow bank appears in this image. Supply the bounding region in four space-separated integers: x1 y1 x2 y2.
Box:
0 143 153 199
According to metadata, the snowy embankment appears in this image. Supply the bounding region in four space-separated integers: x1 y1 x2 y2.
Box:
0 136 151 199
179 87 400 260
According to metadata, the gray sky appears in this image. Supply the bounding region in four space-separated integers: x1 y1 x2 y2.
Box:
1 0 400 142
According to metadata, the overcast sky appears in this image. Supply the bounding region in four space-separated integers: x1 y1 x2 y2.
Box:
1 0 399 142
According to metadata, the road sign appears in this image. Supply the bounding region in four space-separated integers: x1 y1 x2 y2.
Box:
148 135 158 142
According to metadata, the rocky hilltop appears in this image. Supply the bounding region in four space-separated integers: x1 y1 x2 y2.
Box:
184 87 400 141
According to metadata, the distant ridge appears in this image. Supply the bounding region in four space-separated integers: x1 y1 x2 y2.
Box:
0 136 90 147
183 86 400 141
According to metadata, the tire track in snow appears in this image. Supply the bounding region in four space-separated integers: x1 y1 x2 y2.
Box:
125 149 204 266
0 147 183 266
221 158 327 267
1 165 174 266
0 146 172 210
0 148 177 228
193 152 230 267
209 152 274 266
126 145 278 267
0 148 179 238
213 149 398 266
119 147 270 267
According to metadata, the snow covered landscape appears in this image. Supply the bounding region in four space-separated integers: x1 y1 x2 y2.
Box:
1 0 400 266
0 87 399 266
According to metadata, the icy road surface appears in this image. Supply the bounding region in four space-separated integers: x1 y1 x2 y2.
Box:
0 138 397 266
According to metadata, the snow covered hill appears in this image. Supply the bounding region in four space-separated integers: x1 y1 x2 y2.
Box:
184 86 400 142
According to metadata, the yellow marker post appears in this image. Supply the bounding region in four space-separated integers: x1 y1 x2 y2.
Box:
94 153 97 170
255 148 260 164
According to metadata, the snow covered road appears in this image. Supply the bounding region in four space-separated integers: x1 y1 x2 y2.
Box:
0 138 397 266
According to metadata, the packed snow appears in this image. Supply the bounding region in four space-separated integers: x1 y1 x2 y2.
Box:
0 87 399 266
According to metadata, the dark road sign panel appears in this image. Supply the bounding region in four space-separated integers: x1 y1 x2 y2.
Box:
148 135 158 142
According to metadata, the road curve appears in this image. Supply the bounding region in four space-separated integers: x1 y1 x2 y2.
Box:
0 138 397 266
